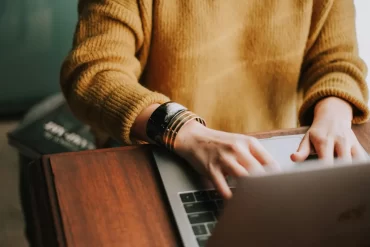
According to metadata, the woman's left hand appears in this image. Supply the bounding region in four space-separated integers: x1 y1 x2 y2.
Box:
291 97 368 163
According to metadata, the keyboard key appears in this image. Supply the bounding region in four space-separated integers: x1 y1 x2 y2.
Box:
208 190 222 200
194 191 209 201
215 200 224 210
207 223 216 233
192 224 207 235
197 236 209 247
188 212 215 224
184 201 217 213
180 193 195 203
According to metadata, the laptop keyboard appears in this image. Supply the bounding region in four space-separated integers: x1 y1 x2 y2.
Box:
177 155 321 246
179 189 233 247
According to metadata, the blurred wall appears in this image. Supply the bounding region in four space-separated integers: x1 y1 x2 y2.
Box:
354 0 370 84
0 0 77 114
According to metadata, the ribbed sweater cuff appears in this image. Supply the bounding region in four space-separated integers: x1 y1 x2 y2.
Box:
299 74 369 126
85 80 170 145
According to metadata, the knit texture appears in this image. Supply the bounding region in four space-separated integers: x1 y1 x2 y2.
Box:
61 0 369 144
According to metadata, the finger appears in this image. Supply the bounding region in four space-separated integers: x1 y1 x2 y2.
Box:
237 152 265 175
209 167 232 199
352 143 369 161
291 133 311 162
222 157 249 177
250 141 281 172
313 136 334 164
335 140 352 162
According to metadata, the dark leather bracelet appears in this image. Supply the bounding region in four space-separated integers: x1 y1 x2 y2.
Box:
146 102 187 145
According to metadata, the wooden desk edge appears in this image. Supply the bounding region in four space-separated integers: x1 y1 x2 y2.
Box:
29 157 67 247
43 156 67 247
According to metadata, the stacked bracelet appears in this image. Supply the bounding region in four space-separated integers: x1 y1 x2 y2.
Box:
163 110 206 151
146 102 206 151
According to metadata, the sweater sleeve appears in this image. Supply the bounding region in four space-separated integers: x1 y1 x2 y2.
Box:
298 0 369 126
60 0 169 144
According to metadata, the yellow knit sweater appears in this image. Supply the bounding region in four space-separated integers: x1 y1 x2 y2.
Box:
61 0 369 144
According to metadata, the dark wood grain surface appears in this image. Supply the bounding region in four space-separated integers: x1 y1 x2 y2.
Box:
48 146 180 247
30 123 370 247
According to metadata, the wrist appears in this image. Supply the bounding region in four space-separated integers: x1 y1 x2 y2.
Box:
314 97 353 122
131 104 161 143
143 102 207 151
174 120 208 154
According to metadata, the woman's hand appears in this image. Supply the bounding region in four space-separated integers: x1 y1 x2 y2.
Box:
291 97 368 163
174 121 280 199
131 103 278 199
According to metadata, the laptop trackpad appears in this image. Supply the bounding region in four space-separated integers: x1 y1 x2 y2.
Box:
259 134 304 170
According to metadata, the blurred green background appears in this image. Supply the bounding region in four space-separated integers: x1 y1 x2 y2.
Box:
0 0 77 115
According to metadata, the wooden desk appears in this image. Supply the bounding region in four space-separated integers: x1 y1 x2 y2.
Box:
29 124 370 247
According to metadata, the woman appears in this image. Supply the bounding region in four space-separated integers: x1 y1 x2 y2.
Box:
61 0 369 198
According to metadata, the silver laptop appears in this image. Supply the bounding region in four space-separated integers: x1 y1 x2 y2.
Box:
151 134 370 247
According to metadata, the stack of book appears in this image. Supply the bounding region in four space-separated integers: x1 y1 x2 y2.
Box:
7 93 106 159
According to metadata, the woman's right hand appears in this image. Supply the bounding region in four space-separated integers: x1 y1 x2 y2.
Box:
174 120 280 199
131 104 279 199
